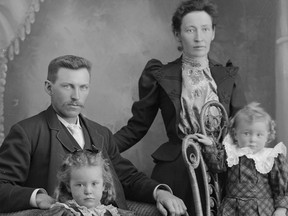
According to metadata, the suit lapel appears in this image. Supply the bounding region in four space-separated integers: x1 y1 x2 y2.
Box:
79 115 104 151
45 105 80 152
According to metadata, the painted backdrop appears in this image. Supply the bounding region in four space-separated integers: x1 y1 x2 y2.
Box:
1 0 277 176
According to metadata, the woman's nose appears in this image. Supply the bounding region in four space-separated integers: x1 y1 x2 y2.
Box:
195 30 203 41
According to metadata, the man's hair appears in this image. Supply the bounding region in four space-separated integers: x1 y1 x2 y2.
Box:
47 55 92 83
171 0 218 35
229 102 276 144
54 150 116 205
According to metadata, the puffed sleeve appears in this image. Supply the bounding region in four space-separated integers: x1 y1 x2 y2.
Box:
114 59 163 152
229 68 247 117
269 154 288 209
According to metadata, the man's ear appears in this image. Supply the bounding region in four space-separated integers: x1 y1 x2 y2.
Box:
44 80 53 96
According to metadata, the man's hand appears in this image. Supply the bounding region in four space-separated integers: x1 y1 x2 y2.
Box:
273 207 287 216
36 193 55 209
155 189 188 216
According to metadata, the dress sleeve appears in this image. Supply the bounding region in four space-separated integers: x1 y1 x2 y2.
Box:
269 153 288 209
114 59 163 152
201 143 227 173
229 69 247 117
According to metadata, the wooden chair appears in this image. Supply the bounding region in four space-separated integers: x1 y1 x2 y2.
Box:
182 100 228 216
0 201 161 216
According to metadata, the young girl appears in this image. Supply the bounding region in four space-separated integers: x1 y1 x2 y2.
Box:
51 150 134 216
217 102 288 216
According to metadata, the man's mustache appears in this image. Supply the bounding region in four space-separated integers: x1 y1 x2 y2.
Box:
67 102 84 107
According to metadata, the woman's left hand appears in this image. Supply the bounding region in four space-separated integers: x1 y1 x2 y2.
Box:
193 133 213 146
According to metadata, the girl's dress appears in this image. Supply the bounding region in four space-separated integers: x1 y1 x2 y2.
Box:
218 135 288 216
51 200 135 216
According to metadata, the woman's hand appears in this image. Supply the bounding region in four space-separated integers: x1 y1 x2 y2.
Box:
193 133 213 146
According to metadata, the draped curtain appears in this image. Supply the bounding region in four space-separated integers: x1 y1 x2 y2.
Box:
0 0 42 144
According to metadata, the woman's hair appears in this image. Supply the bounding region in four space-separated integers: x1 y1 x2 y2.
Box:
171 0 218 35
54 150 116 205
229 102 276 144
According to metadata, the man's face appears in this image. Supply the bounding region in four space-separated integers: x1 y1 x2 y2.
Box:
45 68 90 123
176 11 215 58
69 166 104 209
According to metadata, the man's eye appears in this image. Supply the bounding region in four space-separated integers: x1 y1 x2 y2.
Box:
63 85 71 89
81 85 89 91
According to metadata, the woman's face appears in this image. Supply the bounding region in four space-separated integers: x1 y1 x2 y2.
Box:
176 11 215 58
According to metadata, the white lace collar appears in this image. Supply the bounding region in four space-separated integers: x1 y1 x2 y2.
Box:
51 200 120 216
223 135 287 174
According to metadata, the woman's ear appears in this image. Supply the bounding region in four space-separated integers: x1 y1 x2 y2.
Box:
174 31 182 43
211 27 216 41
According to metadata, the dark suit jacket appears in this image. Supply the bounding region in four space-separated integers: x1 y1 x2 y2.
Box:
114 57 247 160
0 106 158 213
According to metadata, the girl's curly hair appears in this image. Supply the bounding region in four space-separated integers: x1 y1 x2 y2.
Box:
54 150 116 205
229 102 276 145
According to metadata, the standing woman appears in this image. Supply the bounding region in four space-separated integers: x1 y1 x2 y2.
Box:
114 0 246 214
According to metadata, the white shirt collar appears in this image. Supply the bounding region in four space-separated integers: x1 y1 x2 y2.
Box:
56 115 81 128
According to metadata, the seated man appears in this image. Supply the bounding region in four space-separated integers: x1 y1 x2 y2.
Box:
0 55 187 215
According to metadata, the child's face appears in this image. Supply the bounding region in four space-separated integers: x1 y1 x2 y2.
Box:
69 165 104 209
234 119 269 154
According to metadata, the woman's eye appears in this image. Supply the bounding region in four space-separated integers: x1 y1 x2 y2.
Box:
186 28 195 33
202 27 211 32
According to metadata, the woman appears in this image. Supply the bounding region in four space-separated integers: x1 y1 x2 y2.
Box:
114 0 246 214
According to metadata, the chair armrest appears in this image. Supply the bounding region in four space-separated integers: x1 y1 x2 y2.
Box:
0 201 161 216
0 209 45 216
127 200 161 216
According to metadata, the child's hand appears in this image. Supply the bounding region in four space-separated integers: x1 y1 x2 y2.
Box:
273 207 287 216
193 133 213 146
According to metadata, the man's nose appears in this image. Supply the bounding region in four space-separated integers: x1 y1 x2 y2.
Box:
71 88 80 100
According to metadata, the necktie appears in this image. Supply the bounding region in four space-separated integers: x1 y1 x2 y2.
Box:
67 124 85 148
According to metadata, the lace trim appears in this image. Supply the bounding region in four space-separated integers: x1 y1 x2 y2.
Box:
223 135 287 174
51 200 120 216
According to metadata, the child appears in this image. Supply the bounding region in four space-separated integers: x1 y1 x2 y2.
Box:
217 102 288 216
51 150 134 216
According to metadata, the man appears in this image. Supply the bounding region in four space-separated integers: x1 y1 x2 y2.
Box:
0 55 186 215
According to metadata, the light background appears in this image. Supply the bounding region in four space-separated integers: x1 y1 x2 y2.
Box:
0 0 281 176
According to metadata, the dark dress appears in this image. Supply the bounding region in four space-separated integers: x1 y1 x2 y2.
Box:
218 152 288 215
114 57 246 215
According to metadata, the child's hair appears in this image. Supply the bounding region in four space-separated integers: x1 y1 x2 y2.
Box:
55 150 116 205
229 102 276 144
